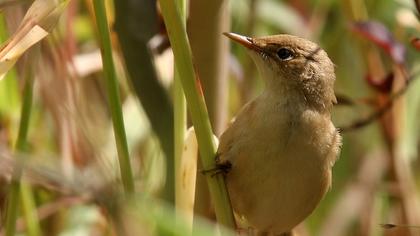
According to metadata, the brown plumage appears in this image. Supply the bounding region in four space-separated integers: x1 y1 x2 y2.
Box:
218 33 341 235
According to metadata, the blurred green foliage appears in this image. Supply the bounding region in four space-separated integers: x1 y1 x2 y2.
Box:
1 0 420 235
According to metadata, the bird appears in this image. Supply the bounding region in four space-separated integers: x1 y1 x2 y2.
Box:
217 32 341 235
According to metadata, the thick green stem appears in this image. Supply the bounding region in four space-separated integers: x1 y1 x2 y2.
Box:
174 0 187 210
92 0 134 194
159 0 236 228
187 0 230 226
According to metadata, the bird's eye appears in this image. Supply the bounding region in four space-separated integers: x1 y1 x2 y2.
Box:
276 48 293 60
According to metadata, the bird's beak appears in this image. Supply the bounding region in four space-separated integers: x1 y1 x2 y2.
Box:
223 32 257 51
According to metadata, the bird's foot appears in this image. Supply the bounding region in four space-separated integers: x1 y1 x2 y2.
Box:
200 161 232 177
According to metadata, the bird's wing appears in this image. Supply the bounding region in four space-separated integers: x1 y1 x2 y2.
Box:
216 122 236 164
216 101 257 164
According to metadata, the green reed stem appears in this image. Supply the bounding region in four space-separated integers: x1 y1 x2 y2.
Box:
92 0 134 194
174 0 187 209
159 0 236 229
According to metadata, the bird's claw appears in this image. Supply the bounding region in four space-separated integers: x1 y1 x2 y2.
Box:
201 161 232 177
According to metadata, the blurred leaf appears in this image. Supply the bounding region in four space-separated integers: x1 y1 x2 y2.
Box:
411 37 420 51
20 0 68 32
257 0 309 37
365 73 394 93
335 94 355 106
380 223 397 229
176 127 198 233
400 69 420 161
123 197 235 236
0 25 47 80
0 0 26 10
0 15 19 116
114 0 174 201
115 0 158 41
59 205 102 236
380 223 420 229
0 0 69 79
0 70 19 115
352 21 406 65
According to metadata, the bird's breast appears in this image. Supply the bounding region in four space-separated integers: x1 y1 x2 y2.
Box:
224 103 337 234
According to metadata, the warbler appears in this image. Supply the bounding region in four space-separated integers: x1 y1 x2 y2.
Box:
218 32 341 235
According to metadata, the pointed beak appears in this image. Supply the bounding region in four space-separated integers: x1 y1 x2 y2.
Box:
223 32 257 51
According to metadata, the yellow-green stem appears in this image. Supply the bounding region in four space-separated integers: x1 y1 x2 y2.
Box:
92 0 134 194
174 0 187 209
159 0 236 228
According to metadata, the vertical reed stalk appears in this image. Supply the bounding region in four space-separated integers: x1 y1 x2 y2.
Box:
174 0 187 209
92 0 134 194
159 0 236 228
187 1 230 226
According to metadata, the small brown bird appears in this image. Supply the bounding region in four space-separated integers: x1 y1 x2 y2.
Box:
218 33 341 235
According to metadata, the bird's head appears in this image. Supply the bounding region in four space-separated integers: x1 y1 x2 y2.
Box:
224 32 336 111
